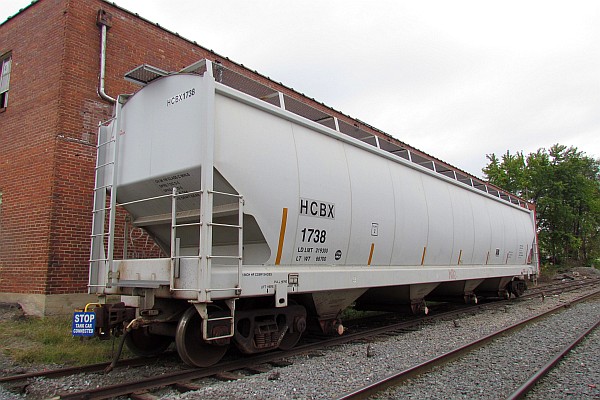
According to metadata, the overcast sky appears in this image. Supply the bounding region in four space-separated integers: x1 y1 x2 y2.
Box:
2 0 599 177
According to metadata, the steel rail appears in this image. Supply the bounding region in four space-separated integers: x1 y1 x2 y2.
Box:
505 318 600 400
334 288 600 400
525 277 600 298
0 354 173 384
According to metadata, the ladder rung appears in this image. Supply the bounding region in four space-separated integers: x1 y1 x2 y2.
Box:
172 255 203 260
97 139 115 148
96 161 115 169
209 222 241 229
208 255 242 260
92 207 111 213
90 258 109 262
94 183 112 191
173 222 202 228
90 233 109 238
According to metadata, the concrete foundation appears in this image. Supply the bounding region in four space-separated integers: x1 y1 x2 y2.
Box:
0 293 97 317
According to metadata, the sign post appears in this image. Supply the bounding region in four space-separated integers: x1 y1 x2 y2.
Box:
72 311 96 337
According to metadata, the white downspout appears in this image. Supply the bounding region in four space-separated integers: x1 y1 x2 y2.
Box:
98 17 115 104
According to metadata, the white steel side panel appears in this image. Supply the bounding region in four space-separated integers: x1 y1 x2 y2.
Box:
291 124 352 266
344 148 396 266
389 165 429 266
421 174 453 265
118 75 203 188
487 201 506 264
115 75 207 244
518 210 534 264
213 93 299 265
514 212 527 265
469 194 493 265
522 211 535 264
448 185 475 265
501 205 519 264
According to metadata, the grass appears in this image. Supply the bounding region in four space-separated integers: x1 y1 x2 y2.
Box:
340 306 387 320
0 314 131 366
537 264 562 282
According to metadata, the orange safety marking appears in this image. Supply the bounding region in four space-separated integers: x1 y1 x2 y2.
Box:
367 243 375 265
275 208 288 265
421 246 427 266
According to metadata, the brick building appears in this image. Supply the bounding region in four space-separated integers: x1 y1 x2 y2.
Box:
1 0 511 316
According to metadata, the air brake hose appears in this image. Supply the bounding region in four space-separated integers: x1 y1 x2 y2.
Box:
104 318 139 373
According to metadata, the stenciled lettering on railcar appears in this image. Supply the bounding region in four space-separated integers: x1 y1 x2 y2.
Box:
299 198 335 219
166 88 196 107
296 198 334 263
152 172 200 199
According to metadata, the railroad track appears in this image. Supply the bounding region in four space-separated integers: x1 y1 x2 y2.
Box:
527 276 599 297
505 318 600 400
1 278 597 399
335 288 600 400
0 353 179 385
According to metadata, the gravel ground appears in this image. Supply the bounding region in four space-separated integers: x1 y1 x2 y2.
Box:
527 327 600 399
170 293 600 400
378 299 600 399
0 279 598 400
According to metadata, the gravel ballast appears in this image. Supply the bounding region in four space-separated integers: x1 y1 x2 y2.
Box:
378 299 600 399
170 294 600 400
526 327 600 399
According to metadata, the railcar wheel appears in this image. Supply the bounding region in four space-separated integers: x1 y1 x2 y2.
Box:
279 328 302 350
175 306 229 367
509 279 527 298
125 327 172 357
278 315 306 350
278 302 307 350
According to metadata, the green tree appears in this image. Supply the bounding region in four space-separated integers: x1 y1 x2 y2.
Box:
483 144 600 266
482 151 527 196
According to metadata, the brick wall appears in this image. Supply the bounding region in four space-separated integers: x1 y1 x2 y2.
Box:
0 0 66 294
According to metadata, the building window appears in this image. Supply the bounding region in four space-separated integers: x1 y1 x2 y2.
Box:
0 53 12 109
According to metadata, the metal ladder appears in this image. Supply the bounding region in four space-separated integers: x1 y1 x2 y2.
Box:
205 189 244 296
89 117 119 291
170 188 244 341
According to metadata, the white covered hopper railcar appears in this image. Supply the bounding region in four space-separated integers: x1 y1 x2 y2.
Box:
88 59 539 367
